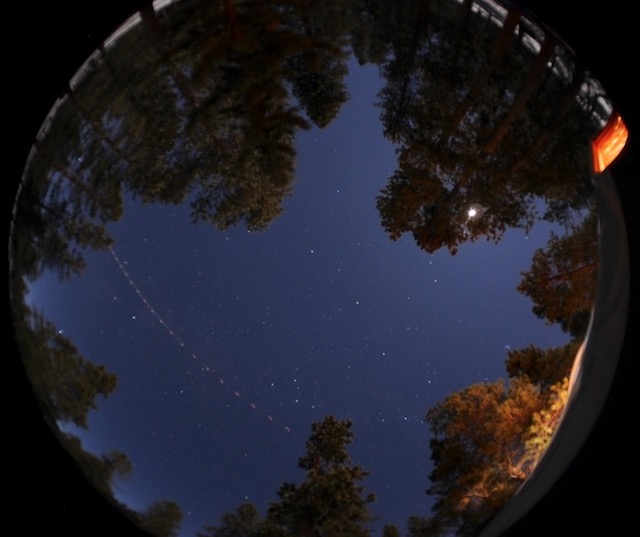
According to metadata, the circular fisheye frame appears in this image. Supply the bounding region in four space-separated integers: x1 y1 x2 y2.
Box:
7 1 633 536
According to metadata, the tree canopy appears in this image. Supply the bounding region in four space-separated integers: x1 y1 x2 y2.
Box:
199 415 376 537
517 212 598 339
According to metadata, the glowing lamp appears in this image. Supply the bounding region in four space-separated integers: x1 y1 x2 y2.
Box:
591 111 629 173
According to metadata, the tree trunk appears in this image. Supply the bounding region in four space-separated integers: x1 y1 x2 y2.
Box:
483 33 557 154
443 5 522 140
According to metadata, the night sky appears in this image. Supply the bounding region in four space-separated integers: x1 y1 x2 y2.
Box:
8 0 640 535
22 54 573 536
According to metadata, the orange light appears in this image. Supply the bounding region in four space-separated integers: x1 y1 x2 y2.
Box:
591 111 629 173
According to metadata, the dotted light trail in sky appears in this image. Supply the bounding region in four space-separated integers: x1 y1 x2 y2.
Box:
108 245 294 436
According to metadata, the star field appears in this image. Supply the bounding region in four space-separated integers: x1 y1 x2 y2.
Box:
26 59 571 536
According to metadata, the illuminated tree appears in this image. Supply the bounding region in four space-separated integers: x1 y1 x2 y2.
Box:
517 212 598 338
505 342 580 388
424 377 551 535
373 0 599 258
521 377 570 471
